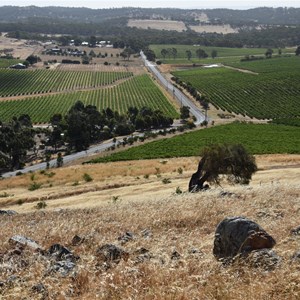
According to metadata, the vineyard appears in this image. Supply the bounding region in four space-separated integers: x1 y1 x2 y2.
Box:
0 69 133 97
89 123 300 163
172 56 300 119
0 75 179 123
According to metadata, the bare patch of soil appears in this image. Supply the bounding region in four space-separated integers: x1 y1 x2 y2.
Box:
128 19 187 32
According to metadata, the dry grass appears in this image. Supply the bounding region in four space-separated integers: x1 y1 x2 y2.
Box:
0 155 299 299
189 24 238 34
128 19 187 32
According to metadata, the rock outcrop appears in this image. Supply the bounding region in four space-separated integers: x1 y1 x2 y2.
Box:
213 216 276 260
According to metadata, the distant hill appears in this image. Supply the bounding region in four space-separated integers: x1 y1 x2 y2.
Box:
0 6 300 25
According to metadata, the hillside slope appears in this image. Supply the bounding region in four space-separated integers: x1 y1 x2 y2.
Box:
0 155 299 299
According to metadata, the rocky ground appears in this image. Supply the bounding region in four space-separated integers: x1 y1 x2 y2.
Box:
0 155 299 299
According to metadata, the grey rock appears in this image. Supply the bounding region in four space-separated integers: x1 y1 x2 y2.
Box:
32 283 47 294
213 216 276 260
48 244 79 262
171 250 181 260
71 235 84 246
0 210 17 216
141 229 152 239
52 260 76 276
243 249 281 270
9 235 41 250
118 231 134 244
291 251 300 262
96 244 128 263
291 226 300 235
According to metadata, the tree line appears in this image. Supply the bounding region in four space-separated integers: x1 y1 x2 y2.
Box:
0 102 173 174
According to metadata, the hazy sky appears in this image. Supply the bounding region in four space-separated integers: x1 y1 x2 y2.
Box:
1 0 299 9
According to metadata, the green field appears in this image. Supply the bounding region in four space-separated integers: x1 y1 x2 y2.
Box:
150 44 294 64
0 75 179 123
0 59 23 68
0 69 132 97
172 56 300 119
89 123 300 163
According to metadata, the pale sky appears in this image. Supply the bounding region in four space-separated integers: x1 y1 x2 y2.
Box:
1 0 299 9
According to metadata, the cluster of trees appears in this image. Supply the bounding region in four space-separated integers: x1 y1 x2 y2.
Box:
160 48 178 59
171 76 209 110
3 21 300 50
0 115 35 173
0 102 174 173
48 102 173 152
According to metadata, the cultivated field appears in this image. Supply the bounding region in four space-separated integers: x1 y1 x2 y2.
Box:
128 19 187 32
0 75 179 123
0 69 133 97
172 56 300 119
0 154 299 299
189 24 238 34
89 123 300 163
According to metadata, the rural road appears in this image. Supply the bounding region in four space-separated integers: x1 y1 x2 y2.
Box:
140 51 206 125
1 136 127 178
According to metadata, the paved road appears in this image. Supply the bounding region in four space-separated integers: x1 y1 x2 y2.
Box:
1 136 125 178
140 51 207 125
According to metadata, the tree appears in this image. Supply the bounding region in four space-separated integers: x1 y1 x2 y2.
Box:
26 55 40 65
171 48 177 59
56 152 63 167
188 144 257 192
120 47 135 61
0 116 35 172
196 48 208 59
89 35 97 47
265 48 273 58
186 50 192 60
180 106 190 120
295 46 300 56
211 49 218 59
161 49 168 59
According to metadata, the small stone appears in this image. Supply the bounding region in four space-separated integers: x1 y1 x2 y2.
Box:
96 244 129 263
9 235 41 250
243 249 281 270
141 229 152 238
171 250 181 260
48 244 79 261
71 235 84 246
118 231 134 244
0 210 17 216
291 226 300 235
32 283 46 294
291 251 300 262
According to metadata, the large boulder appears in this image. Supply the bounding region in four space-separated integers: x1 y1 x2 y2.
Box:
213 216 276 260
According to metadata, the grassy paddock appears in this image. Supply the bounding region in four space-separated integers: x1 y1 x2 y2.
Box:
0 58 23 68
150 44 294 63
89 123 300 163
